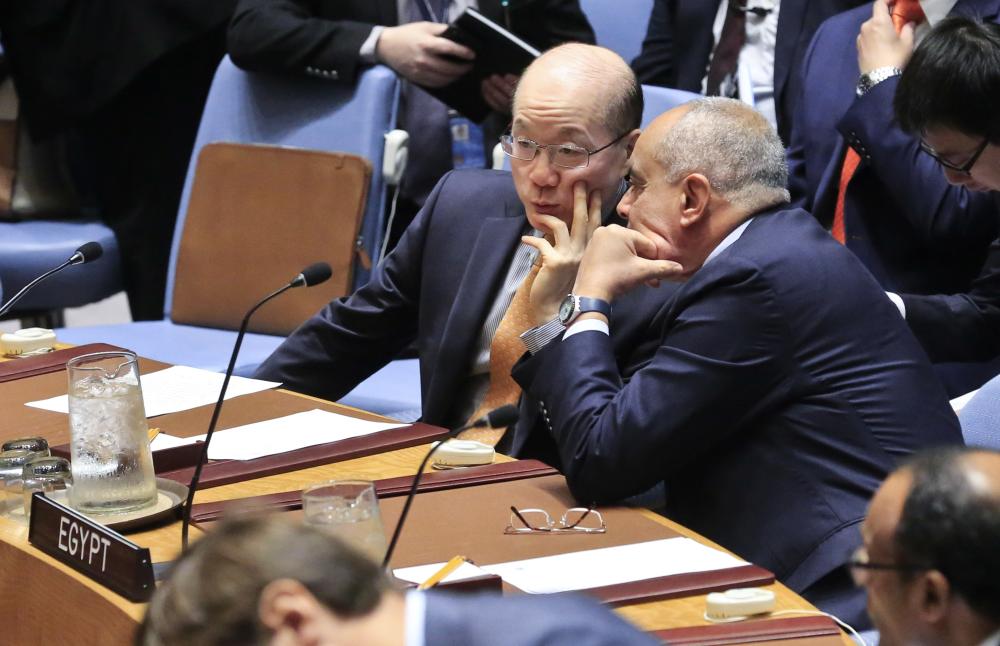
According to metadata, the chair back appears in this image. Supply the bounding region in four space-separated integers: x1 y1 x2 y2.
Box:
165 57 399 320
958 377 1000 449
170 143 370 335
580 0 655 64
641 85 701 127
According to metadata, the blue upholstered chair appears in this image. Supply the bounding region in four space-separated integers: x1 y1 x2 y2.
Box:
958 374 1000 449
0 220 121 325
580 0 655 64
641 85 700 126
58 59 422 419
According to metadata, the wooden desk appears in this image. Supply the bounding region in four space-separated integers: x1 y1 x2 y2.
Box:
0 364 850 645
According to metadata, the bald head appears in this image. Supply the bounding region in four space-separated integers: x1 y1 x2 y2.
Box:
647 97 789 213
514 43 643 138
892 447 1000 620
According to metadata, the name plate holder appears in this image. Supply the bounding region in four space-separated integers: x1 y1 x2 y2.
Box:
27 493 156 602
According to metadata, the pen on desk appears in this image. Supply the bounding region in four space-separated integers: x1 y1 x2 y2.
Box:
417 555 467 590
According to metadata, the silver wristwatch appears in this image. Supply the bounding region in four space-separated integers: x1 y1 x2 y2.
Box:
856 66 903 97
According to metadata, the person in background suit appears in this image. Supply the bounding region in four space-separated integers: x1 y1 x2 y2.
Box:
137 516 660 646
513 97 963 627
891 17 1000 363
785 0 1000 395
255 45 662 457
851 447 1000 646
0 1 235 321
631 0 867 143
227 0 595 246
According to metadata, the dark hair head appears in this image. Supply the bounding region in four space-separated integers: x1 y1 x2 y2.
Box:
894 447 1000 619
137 517 389 646
895 17 1000 143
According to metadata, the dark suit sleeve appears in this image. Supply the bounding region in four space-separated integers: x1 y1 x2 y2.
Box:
836 77 998 245
631 0 674 85
510 0 596 49
901 237 1000 363
227 0 375 83
784 24 824 212
513 264 792 504
252 174 448 401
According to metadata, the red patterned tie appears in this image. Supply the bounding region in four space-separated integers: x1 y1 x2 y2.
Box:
831 0 926 243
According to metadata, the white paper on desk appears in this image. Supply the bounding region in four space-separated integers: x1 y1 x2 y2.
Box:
195 408 408 461
149 433 201 452
393 561 491 586
481 537 747 594
24 365 280 418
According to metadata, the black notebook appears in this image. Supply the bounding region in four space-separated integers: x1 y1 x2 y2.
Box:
423 8 540 122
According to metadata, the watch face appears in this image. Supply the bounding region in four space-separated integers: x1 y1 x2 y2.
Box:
558 295 576 323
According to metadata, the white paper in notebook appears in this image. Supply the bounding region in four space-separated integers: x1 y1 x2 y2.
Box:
393 561 491 586
25 365 280 417
481 537 747 594
196 408 408 461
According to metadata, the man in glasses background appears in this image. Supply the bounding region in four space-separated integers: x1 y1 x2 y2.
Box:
891 17 1000 365
853 446 999 645
255 44 662 454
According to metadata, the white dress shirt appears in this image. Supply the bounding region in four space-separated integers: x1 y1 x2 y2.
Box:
706 0 781 127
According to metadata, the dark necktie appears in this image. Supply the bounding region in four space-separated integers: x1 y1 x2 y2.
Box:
706 1 746 97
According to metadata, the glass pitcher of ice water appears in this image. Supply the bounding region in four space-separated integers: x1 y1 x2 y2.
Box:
66 351 157 514
302 480 388 562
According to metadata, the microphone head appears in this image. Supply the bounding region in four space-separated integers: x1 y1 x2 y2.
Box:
71 242 103 265
295 262 332 287
484 404 520 429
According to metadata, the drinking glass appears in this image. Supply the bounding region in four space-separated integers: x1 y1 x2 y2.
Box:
66 351 157 514
302 480 387 562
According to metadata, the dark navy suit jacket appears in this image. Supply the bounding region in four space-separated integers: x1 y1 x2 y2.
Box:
255 169 670 437
786 1 1000 297
902 201 1000 363
513 208 962 600
631 0 866 143
423 592 659 646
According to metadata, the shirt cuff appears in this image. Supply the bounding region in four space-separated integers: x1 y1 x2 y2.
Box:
520 318 564 354
564 318 610 340
360 26 385 64
886 292 906 318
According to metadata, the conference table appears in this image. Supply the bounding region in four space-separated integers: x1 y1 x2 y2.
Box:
0 349 853 645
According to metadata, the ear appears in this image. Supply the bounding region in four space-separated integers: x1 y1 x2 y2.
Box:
623 129 642 158
912 570 952 626
259 579 331 645
678 173 712 228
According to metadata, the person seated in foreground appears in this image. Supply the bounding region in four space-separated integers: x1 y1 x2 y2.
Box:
137 516 660 646
512 97 963 627
852 446 999 645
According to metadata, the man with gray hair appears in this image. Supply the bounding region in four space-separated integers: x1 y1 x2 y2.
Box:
513 98 963 627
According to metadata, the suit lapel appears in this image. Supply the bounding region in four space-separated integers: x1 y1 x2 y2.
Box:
773 2 807 105
423 198 526 420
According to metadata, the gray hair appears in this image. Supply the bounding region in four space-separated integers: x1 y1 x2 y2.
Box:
655 97 790 211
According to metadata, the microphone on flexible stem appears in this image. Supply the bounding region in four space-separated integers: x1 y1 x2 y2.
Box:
0 242 104 318
180 261 333 549
382 404 520 568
